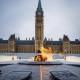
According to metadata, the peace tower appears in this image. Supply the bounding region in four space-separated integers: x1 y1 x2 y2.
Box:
35 0 44 53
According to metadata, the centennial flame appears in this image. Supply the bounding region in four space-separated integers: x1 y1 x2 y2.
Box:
59 52 65 58
34 47 53 61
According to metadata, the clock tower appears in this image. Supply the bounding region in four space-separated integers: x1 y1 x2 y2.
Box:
35 0 44 53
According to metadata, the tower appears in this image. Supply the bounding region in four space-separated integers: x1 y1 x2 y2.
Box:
35 0 44 53
8 34 16 53
62 35 70 53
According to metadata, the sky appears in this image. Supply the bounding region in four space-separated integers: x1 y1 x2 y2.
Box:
0 0 80 41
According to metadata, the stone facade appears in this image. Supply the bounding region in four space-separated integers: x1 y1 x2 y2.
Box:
0 34 80 53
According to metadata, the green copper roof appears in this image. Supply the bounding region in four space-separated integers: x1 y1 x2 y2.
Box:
37 0 42 10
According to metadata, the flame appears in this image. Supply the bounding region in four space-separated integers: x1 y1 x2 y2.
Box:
40 47 52 53
30 47 56 62
40 47 53 61
59 51 70 59
59 52 65 58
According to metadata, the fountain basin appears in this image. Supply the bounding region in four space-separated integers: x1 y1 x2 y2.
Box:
34 54 47 62
19 61 63 65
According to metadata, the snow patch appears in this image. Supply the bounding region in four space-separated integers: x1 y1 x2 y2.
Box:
0 56 17 61
66 56 80 62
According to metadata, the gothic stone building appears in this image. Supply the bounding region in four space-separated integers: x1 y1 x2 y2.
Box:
0 0 80 53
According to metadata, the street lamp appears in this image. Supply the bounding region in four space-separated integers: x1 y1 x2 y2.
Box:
64 50 67 60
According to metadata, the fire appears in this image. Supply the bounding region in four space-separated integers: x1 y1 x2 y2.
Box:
40 47 52 53
59 52 65 58
34 47 53 62
59 51 69 59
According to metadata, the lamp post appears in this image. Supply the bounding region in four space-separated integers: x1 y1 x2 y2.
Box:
65 50 67 60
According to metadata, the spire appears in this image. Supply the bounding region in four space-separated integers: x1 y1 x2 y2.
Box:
37 0 42 10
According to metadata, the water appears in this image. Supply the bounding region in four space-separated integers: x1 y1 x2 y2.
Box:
0 53 80 59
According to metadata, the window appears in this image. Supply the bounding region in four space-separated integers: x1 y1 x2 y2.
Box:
38 42 40 47
37 37 41 40
37 20 42 23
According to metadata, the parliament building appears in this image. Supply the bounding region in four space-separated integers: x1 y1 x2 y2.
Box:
0 0 80 53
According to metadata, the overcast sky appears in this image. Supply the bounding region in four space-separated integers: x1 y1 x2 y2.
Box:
0 0 80 41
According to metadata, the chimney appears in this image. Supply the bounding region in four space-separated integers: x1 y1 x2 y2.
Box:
48 38 50 41
51 38 53 41
29 38 30 41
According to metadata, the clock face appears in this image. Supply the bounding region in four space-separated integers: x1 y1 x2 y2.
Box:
38 12 42 16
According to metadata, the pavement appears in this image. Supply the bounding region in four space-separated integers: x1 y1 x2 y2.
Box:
0 60 80 80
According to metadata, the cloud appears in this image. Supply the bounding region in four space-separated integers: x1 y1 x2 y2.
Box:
0 0 80 40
